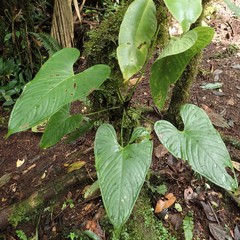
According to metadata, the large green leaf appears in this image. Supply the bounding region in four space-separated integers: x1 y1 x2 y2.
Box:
154 104 237 191
150 26 214 109
40 105 83 149
223 0 240 17
117 0 157 81
160 30 198 58
8 48 111 136
163 0 202 32
94 124 153 229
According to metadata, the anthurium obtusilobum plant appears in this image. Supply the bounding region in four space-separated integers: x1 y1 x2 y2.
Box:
113 0 237 230
8 0 238 234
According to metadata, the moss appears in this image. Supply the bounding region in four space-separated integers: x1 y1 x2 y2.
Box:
8 194 44 227
166 1 211 127
83 3 131 72
166 53 202 127
155 0 170 47
119 188 176 240
83 3 131 126
100 187 176 240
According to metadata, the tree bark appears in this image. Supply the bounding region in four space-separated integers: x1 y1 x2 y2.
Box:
51 0 74 47
0 168 96 230
166 0 212 127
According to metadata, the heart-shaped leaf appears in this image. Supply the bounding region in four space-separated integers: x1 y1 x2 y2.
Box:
154 104 237 191
94 124 153 229
40 105 83 148
117 0 157 81
8 48 111 136
163 0 202 32
150 26 214 109
160 30 198 58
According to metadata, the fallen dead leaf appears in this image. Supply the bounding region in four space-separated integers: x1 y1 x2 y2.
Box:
84 181 101 201
232 161 240 171
83 202 95 212
155 199 165 213
41 171 47 179
52 226 57 232
234 225 240 240
67 161 86 173
169 213 183 230
209 223 233 240
9 183 17 192
202 105 229 128
16 159 25 168
154 144 168 159
213 69 223 75
200 82 223 89
85 219 105 239
23 164 36 174
213 90 226 96
129 77 143 86
0 173 12 188
227 97 235 106
200 201 216 222
155 192 176 213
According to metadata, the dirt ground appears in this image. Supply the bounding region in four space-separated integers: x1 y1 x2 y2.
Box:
0 2 240 240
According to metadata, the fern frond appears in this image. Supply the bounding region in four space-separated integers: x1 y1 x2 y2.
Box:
30 32 62 56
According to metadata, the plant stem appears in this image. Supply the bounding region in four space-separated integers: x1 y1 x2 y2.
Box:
120 109 126 146
85 106 121 116
125 25 161 103
130 108 155 125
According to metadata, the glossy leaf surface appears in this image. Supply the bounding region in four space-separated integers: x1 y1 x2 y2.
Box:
94 124 153 228
150 26 214 109
164 0 202 32
154 104 237 191
8 48 110 136
40 105 83 148
117 0 157 81
160 30 198 58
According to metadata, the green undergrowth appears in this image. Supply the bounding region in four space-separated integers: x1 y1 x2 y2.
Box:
8 197 44 227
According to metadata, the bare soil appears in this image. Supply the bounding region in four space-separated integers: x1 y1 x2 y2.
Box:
0 2 240 239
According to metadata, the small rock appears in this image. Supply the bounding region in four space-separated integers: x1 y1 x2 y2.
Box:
213 69 223 75
232 64 240 69
214 74 220 82
200 82 223 90
228 120 235 127
213 91 225 96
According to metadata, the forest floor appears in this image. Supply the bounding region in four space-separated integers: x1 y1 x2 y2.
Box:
1 1 240 240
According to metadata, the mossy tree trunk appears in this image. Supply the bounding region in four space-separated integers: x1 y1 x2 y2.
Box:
166 0 212 127
83 0 170 137
0 168 96 230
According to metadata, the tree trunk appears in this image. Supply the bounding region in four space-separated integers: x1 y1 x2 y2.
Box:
0 168 96 230
51 0 74 47
166 0 211 127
